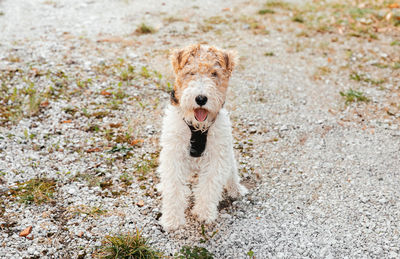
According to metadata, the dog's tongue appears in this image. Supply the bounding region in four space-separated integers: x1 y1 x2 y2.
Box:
194 108 208 122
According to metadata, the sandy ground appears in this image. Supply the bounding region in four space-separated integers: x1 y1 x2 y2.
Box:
1 0 400 258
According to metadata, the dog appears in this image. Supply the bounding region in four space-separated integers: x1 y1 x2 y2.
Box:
158 44 248 231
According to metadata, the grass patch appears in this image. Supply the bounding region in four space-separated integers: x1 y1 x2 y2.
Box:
264 51 274 56
96 229 162 259
292 15 304 23
258 9 275 14
350 72 385 85
264 0 291 9
135 23 156 34
70 205 107 218
9 178 57 204
340 89 369 104
391 40 400 46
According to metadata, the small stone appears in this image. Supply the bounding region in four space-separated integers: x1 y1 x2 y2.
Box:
137 200 145 207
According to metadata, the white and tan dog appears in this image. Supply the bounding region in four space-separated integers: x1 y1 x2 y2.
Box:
158 44 247 231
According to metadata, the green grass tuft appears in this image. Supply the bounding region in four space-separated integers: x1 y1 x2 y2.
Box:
258 9 275 14
96 229 162 259
340 89 369 104
9 178 57 204
135 23 156 34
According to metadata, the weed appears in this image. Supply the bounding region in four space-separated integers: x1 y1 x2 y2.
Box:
135 23 155 34
292 15 304 23
204 16 229 25
96 229 162 259
391 40 400 46
120 64 136 81
340 89 369 104
350 72 384 85
247 250 255 258
119 173 133 186
70 205 107 218
109 145 133 154
200 224 218 243
258 9 275 14
264 52 274 56
9 178 57 204
175 246 214 259
264 0 291 9
140 66 151 79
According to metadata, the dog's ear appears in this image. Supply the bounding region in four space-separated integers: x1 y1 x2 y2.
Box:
170 49 184 75
222 50 238 75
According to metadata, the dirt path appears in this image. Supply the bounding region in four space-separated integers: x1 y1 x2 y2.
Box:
1 0 399 258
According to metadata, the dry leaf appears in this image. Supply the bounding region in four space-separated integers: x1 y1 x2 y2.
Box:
130 139 144 146
62 120 72 124
86 147 102 153
78 231 84 237
388 3 399 9
137 200 145 207
40 100 50 107
109 123 122 128
100 90 112 96
19 226 32 237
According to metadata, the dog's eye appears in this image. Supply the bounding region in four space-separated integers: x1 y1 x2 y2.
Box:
211 71 218 77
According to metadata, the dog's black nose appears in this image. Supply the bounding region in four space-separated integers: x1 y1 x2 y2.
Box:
195 95 208 106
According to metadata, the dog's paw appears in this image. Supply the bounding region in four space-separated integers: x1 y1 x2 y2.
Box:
192 204 217 224
226 183 248 198
160 213 185 231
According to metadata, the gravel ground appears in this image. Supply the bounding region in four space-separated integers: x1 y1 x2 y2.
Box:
1 0 400 258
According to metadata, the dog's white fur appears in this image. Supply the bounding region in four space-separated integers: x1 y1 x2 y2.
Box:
158 44 248 231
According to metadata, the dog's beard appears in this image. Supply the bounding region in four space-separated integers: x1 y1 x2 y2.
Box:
180 84 224 131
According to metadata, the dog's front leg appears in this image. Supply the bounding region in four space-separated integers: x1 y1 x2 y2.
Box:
158 149 190 231
192 153 228 223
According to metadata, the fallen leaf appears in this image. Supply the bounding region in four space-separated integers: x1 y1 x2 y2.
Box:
86 147 102 153
222 8 230 11
20 226 32 237
100 90 112 96
256 217 261 220
388 3 399 9
109 123 122 128
78 231 84 237
62 120 72 124
137 200 144 207
130 139 144 146
40 100 50 107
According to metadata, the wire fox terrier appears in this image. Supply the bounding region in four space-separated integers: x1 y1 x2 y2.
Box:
158 44 248 231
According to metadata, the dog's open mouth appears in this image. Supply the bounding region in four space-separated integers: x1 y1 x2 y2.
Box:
194 108 208 122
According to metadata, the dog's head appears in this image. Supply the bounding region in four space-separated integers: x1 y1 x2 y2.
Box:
170 44 237 131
